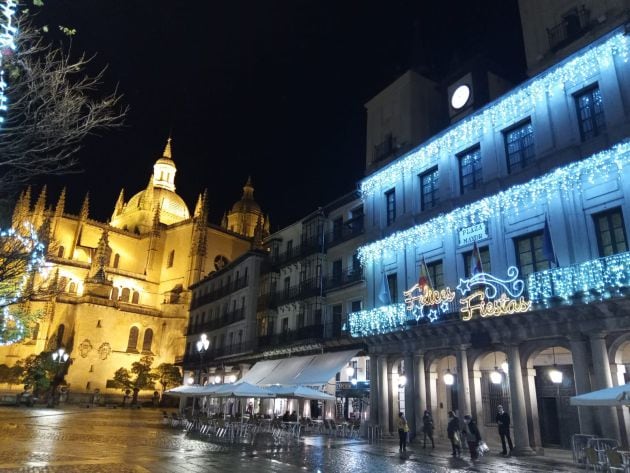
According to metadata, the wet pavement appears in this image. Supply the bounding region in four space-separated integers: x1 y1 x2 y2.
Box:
0 407 582 472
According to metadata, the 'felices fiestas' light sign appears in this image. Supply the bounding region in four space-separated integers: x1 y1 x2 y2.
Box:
456 266 531 321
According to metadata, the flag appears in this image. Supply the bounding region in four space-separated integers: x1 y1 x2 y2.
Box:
378 272 391 305
418 257 432 290
542 217 558 267
470 241 484 276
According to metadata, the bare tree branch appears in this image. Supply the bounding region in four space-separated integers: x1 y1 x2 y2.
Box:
0 15 127 199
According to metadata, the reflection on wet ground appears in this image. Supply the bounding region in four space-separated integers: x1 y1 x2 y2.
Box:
0 407 580 472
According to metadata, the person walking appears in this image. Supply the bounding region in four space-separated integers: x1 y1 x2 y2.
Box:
462 415 482 460
397 412 409 452
447 411 461 457
496 405 514 455
422 410 435 448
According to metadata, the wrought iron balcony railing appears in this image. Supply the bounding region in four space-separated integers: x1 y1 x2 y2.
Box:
190 276 249 309
326 216 364 248
324 267 364 293
187 308 246 335
257 323 324 348
547 7 590 52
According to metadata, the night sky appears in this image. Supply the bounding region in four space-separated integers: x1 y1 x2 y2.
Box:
35 1 525 230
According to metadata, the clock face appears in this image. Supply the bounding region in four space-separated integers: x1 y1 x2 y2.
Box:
451 84 471 110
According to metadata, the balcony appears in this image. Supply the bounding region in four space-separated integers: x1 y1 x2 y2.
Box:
324 267 364 293
258 323 324 348
547 7 590 52
187 308 246 335
271 235 324 268
326 216 364 248
257 277 322 310
190 276 248 310
182 339 258 366
527 251 630 304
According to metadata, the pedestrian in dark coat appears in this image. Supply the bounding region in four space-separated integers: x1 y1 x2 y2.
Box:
496 405 514 455
446 411 461 457
422 410 435 448
463 415 482 460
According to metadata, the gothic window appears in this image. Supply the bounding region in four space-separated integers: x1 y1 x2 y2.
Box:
56 324 65 348
57 246 65 258
113 253 120 269
142 328 153 353
120 287 130 302
111 287 119 301
31 322 40 341
167 250 175 268
126 326 139 352
131 291 140 304
68 281 77 294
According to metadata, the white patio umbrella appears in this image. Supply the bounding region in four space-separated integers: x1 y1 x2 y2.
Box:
267 384 335 401
570 383 630 407
164 385 208 397
213 382 275 398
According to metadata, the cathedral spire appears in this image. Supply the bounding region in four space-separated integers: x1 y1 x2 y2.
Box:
194 193 203 218
55 187 66 218
113 189 125 217
80 192 90 220
162 135 173 160
34 185 47 217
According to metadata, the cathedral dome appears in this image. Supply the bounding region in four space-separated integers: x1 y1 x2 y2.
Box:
126 187 190 224
223 177 269 239
229 176 261 215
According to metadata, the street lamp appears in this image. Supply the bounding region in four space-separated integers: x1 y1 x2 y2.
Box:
549 347 563 384
345 364 354 378
490 353 503 384
51 348 69 363
443 369 455 386
196 334 209 384
398 374 407 387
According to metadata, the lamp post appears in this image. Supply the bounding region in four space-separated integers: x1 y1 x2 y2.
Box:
49 348 69 407
196 334 209 384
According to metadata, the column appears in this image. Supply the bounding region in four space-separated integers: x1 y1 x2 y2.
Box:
370 354 379 425
456 346 471 416
378 355 390 434
387 360 396 434
589 333 620 440
403 353 416 438
507 343 534 455
523 368 543 452
414 353 427 436
569 335 596 435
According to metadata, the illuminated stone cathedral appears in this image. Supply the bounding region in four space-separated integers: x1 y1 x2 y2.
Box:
0 138 267 399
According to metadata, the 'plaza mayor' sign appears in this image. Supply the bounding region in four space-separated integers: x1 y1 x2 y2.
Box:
458 222 488 246
403 266 531 323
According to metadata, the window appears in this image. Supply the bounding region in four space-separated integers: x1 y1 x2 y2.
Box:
594 208 628 257
351 360 358 380
111 287 119 301
167 250 175 268
57 246 64 258
113 253 120 269
332 217 343 240
515 231 551 279
504 120 535 173
463 246 491 277
68 281 77 294
282 317 289 333
458 146 483 194
286 240 293 256
385 189 396 226
31 322 39 341
126 326 139 352
120 287 130 302
420 167 439 211
575 85 605 141
366 358 371 381
142 328 153 353
426 260 444 289
332 304 343 338
283 277 290 296
387 273 398 303
131 291 140 304
332 259 342 283
56 324 65 348
351 300 362 312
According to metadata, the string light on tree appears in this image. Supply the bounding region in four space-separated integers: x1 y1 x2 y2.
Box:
0 0 18 125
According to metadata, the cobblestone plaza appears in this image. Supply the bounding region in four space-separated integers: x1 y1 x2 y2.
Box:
0 407 582 472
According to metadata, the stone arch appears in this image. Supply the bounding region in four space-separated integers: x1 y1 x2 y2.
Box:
426 351 458 437
469 349 510 429
609 332 630 365
142 328 153 353
120 287 130 303
131 290 140 304
111 287 119 301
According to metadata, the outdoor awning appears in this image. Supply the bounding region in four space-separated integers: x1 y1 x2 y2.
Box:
164 385 209 397
240 349 358 387
213 382 275 398
570 383 630 407
267 385 335 401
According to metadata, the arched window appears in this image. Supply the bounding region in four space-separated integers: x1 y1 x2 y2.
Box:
31 322 40 341
120 287 130 302
111 287 119 301
126 326 139 352
167 250 175 268
132 291 140 304
142 328 153 353
68 281 77 294
57 246 64 258
113 253 120 269
56 324 65 348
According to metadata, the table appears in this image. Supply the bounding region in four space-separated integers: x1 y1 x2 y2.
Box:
617 451 630 473
312 419 324 433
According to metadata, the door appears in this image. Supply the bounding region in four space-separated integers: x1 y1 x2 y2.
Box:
540 397 561 446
